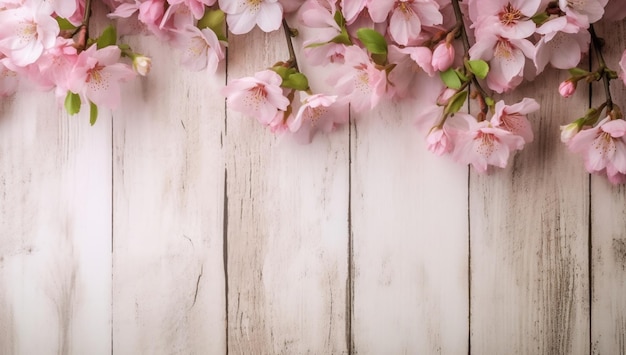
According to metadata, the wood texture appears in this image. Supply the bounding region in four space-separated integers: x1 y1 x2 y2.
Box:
111 36 226 354
224 27 350 354
591 20 626 355
0 91 112 355
350 92 470 353
470 71 590 353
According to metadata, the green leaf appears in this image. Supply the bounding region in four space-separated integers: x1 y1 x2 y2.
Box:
271 66 297 81
96 25 117 49
568 67 589 77
531 12 549 25
356 28 387 55
333 10 346 28
197 9 227 42
89 102 98 126
466 59 489 79
440 68 462 90
281 72 309 91
444 91 468 115
64 92 81 115
56 17 76 31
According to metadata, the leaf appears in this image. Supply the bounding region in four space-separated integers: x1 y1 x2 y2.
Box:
531 12 549 25
444 91 468 115
64 92 81 115
281 73 309 91
89 102 98 126
56 17 76 31
330 26 352 46
96 25 117 49
356 28 388 55
440 68 462 90
466 59 489 79
197 9 227 42
271 66 297 81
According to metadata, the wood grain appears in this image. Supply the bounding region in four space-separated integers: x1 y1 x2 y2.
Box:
591 19 626 355
350 90 470 353
469 70 590 353
0 91 112 355
224 26 350 354
111 36 226 354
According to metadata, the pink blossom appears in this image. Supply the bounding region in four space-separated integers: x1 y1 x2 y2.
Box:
387 45 433 99
67 45 136 110
559 0 608 25
534 16 590 73
0 0 59 67
219 0 283 34
469 0 541 40
176 25 225 73
329 45 387 112
452 113 525 172
341 0 367 23
431 42 454 72
568 117 626 184
427 127 453 156
288 93 348 143
559 80 576 98
368 0 443 45
221 69 290 125
490 98 538 144
167 0 217 19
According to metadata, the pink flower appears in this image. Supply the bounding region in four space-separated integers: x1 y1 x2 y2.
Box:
490 98 538 144
67 45 136 110
222 69 290 125
219 0 283 34
387 45 433 99
559 0 608 25
368 0 443 46
568 117 626 184
0 0 59 67
469 0 541 40
330 45 387 112
288 93 348 143
534 16 590 73
431 42 454 72
559 80 577 98
452 113 525 172
426 127 453 156
176 25 225 73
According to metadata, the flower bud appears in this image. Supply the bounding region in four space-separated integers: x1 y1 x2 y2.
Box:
560 119 583 143
558 80 576 98
132 55 152 76
431 42 454 72
427 127 452 156
436 88 456 106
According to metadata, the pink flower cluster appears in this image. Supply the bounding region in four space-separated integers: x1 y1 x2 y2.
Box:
2 0 626 183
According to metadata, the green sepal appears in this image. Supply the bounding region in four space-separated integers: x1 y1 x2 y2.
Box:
281 72 309 91
484 96 495 108
271 66 298 80
330 26 352 46
89 102 98 126
531 12 549 26
568 67 589 77
356 28 388 55
96 25 117 49
197 9 227 42
56 17 77 31
440 68 462 90
466 59 489 80
444 91 468 115
64 92 81 115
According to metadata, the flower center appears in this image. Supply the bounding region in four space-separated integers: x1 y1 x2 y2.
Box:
498 3 522 26
476 131 497 157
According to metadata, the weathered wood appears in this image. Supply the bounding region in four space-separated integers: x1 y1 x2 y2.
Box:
111 36 226 353
470 70 590 353
591 19 626 355
224 26 350 354
0 91 112 354
350 92 470 353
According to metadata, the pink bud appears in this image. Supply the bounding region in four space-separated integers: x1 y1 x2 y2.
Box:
436 88 457 106
431 43 454 72
427 127 452 156
559 80 576 98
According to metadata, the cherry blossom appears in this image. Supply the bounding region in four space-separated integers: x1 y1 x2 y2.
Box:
219 0 283 34
176 25 225 73
288 93 348 142
222 69 290 125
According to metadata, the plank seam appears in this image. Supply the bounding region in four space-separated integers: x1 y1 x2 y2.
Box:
346 112 354 355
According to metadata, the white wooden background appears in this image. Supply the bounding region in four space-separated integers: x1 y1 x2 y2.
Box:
1 11 626 355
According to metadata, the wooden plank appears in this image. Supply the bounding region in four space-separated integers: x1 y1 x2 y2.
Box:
111 35 226 353
224 26 350 354
350 95 470 353
469 70 590 353
0 91 112 354
591 19 626 355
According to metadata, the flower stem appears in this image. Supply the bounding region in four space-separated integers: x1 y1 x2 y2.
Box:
450 0 490 115
589 24 613 112
75 0 93 50
282 19 299 71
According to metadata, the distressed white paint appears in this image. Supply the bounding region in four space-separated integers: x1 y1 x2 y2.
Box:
2 9 626 355
591 20 626 355
111 35 226 354
470 71 590 354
